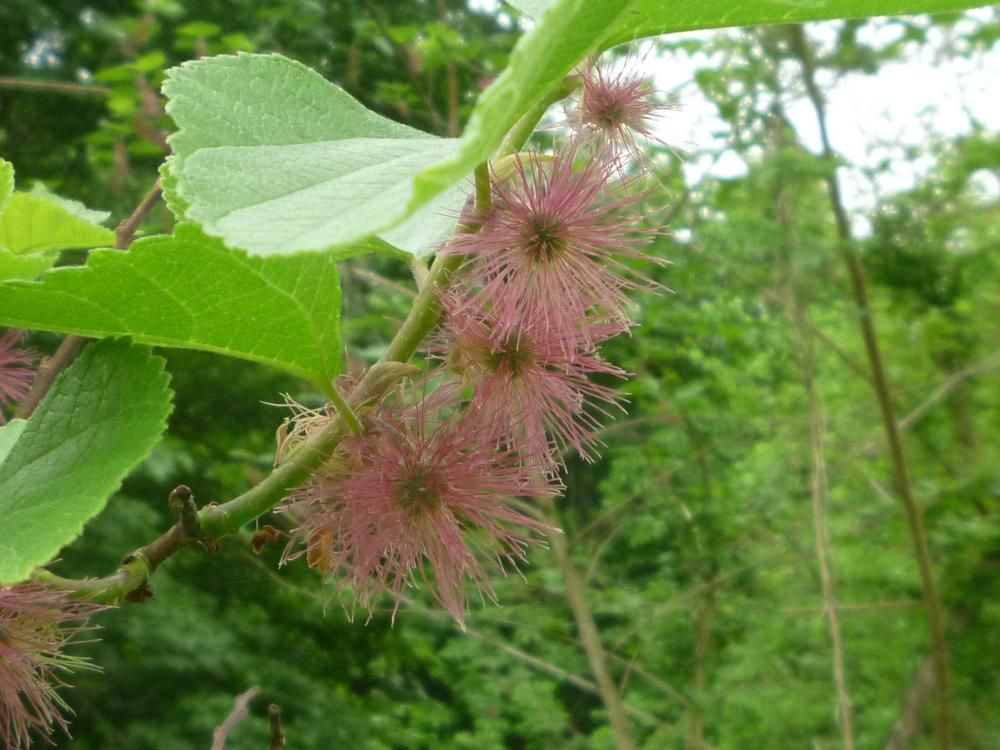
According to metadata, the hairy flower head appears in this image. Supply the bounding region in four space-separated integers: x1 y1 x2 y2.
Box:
0 583 104 749
286 386 557 625
572 58 674 164
0 330 36 422
434 293 626 468
445 148 660 346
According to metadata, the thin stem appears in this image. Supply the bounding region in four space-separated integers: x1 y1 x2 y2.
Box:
769 99 855 750
795 309 856 750
784 600 918 615
499 76 582 155
408 257 430 292
326 382 363 436
685 591 715 750
884 657 937 750
348 265 417 298
211 687 261 750
542 498 638 750
474 162 492 215
115 177 163 248
13 336 86 420
0 76 110 96
788 24 950 749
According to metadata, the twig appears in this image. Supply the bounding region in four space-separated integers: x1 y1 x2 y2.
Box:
769 97 855 750
115 177 163 249
897 353 1000 434
211 686 261 750
268 704 286 749
788 24 951 749
464 610 692 710
541 498 638 750
13 336 86 420
14 176 164 420
430 612 660 727
347 265 417 298
0 76 111 96
836 350 1000 468
436 0 461 137
784 601 919 615
884 658 936 750
470 631 658 726
614 552 798 649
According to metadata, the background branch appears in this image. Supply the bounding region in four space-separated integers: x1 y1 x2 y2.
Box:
0 76 110 96
788 24 951 748
211 686 260 750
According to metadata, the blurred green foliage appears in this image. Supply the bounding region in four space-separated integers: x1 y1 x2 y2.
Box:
2 1 999 748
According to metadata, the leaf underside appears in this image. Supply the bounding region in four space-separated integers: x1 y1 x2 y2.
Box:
163 53 466 258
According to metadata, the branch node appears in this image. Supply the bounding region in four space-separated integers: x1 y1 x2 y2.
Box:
168 484 201 539
124 582 154 603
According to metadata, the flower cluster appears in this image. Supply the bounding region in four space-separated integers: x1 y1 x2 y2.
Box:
287 58 665 624
0 583 104 750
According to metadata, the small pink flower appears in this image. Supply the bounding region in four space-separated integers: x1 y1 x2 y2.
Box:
572 59 673 164
287 386 557 625
0 583 104 750
444 148 660 346
0 330 36 422
433 293 626 468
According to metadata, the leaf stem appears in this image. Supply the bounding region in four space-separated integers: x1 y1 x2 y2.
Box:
325 382 363 436
499 75 581 156
474 162 492 215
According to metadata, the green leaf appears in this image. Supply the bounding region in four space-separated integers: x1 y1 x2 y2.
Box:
0 419 27 464
163 53 464 257
0 338 172 584
0 158 12 213
504 0 553 18
0 191 115 255
415 0 990 202
603 0 995 47
0 247 56 282
29 183 112 225
0 224 344 385
508 0 989 29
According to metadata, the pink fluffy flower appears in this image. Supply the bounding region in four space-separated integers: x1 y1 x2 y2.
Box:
0 329 36 422
0 583 104 749
288 387 557 625
434 293 626 468
571 59 673 164
444 148 660 345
